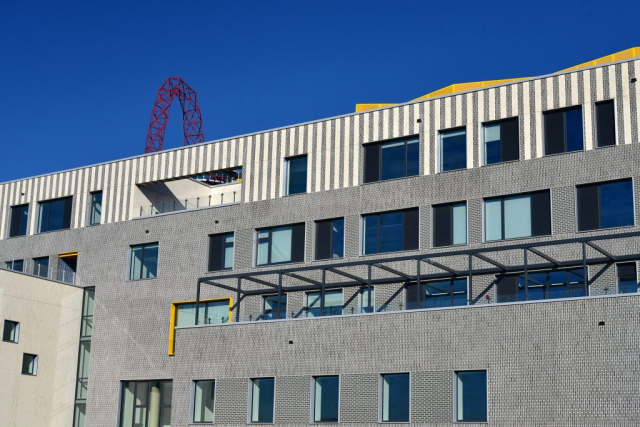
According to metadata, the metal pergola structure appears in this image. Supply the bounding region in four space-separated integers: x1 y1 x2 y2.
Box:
195 231 640 324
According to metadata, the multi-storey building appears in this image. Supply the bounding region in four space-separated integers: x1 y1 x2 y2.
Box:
1 48 640 426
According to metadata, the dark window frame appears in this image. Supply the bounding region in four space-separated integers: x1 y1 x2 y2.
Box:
405 278 468 310
21 353 38 376
379 372 411 423
4 259 24 272
454 370 487 423
192 379 216 424
484 190 551 242
261 294 287 320
88 191 103 226
432 201 468 248
543 105 584 156
314 217 345 261
595 99 616 148
9 203 29 237
482 117 520 166
248 377 276 424
576 178 635 232
208 232 235 272
33 256 50 278
128 242 159 280
37 196 73 233
616 262 638 294
284 154 308 196
256 223 305 266
312 375 340 423
361 208 419 255
495 267 586 303
438 126 468 173
363 135 420 184
2 320 20 343
119 380 173 427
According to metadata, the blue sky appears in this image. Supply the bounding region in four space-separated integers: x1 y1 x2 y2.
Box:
0 0 638 182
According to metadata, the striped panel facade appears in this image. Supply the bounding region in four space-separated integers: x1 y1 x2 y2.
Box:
0 59 639 240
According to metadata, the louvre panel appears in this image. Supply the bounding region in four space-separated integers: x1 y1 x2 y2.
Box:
291 223 306 262
530 191 551 236
208 234 224 272
544 110 565 155
501 118 520 162
617 262 637 280
433 204 452 247
363 143 380 183
403 208 420 250
315 220 332 261
405 284 419 307
596 100 616 147
576 184 600 231
62 197 73 229
496 275 518 303
9 208 21 238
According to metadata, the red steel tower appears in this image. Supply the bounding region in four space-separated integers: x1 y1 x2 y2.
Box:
144 77 204 153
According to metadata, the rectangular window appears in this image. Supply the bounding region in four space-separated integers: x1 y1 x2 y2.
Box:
595 100 616 147
315 218 344 260
363 137 419 183
257 223 305 266
484 117 519 165
496 268 585 303
129 243 159 280
249 378 275 423
380 373 410 423
362 208 419 255
313 376 339 423
2 320 19 343
455 371 487 422
22 353 38 375
306 290 343 318
9 204 29 237
617 262 638 294
120 380 172 427
544 106 583 155
263 295 287 320
208 232 234 271
358 287 375 313
576 179 634 231
284 155 308 195
433 202 467 247
89 191 102 225
406 279 468 310
439 128 467 172
4 259 24 272
176 300 231 326
33 256 49 278
193 380 215 423
484 190 551 241
38 196 73 233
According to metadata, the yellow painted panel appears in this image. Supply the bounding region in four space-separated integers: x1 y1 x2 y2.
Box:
558 47 640 72
168 297 233 356
58 251 78 258
356 103 396 112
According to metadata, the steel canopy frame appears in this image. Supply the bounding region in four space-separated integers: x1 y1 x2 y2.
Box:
194 231 640 324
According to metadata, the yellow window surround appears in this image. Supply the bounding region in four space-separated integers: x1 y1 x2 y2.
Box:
168 297 233 356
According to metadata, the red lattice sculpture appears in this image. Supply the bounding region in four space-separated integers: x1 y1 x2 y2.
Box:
144 77 204 153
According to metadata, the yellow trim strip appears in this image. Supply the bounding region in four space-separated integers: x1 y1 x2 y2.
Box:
58 251 78 258
168 297 233 356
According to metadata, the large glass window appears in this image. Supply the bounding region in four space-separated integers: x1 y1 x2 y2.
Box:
263 295 287 320
313 376 339 423
544 106 584 155
315 218 344 260
406 279 467 310
439 128 467 172
89 191 102 225
38 196 73 233
432 202 467 247
208 232 234 271
129 243 159 280
484 117 519 165
617 262 638 294
306 290 343 317
380 373 410 423
193 380 215 423
249 378 275 423
176 300 231 326
4 259 24 272
362 208 419 255
22 353 38 375
257 224 304 266
33 256 49 278
9 204 29 237
284 155 308 195
120 380 172 427
484 191 551 241
73 288 94 427
455 371 487 422
2 320 19 343
577 179 634 231
496 268 585 303
363 137 419 183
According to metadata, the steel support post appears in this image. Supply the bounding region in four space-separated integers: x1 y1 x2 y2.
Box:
236 278 242 322
416 259 422 309
195 280 201 326
468 254 473 306
367 264 373 312
524 249 528 301
321 269 326 316
277 274 283 320
582 242 588 295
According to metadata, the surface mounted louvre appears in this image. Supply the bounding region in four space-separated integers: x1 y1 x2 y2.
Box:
363 144 380 183
530 191 551 237
577 184 600 231
291 223 305 263
208 234 224 271
495 275 518 303
617 262 636 278
433 204 452 247
403 208 419 250
544 110 565 155
315 220 332 261
501 118 520 162
596 100 616 147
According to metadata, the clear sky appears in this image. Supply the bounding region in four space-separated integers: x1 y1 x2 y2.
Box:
1 0 638 182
